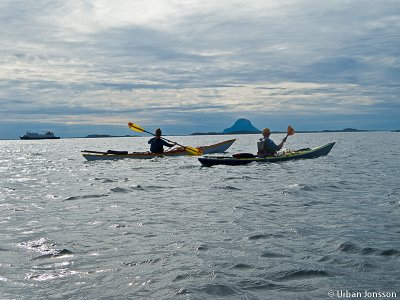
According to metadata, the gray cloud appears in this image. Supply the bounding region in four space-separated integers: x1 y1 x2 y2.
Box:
0 0 399 139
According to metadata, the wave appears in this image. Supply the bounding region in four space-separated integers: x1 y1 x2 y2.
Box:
213 185 242 191
123 257 165 267
18 237 74 260
109 187 131 193
238 278 285 291
260 251 290 258
338 241 400 256
172 273 192 282
197 244 209 251
109 185 145 193
94 177 131 183
26 270 81 282
248 234 274 240
194 283 240 296
231 263 254 269
32 249 74 260
272 269 332 281
63 194 109 201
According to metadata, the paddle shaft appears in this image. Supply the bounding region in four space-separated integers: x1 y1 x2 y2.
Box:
128 122 201 155
141 128 191 150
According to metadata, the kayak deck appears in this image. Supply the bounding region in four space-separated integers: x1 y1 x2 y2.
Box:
82 139 236 161
198 142 335 167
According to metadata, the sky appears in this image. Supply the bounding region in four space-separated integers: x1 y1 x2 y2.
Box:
0 0 399 139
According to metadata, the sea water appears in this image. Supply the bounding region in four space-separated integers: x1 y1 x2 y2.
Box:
0 132 399 299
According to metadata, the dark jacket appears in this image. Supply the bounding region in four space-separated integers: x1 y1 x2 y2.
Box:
148 137 174 153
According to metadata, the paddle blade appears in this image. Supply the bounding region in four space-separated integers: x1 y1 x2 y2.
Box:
128 122 145 133
287 125 295 136
184 146 203 156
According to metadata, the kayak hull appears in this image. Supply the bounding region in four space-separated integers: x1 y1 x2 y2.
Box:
82 139 236 161
198 142 335 167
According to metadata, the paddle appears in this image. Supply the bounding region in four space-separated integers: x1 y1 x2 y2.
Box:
128 122 202 155
284 125 295 141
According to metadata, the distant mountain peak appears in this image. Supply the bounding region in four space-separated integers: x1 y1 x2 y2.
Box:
223 118 260 134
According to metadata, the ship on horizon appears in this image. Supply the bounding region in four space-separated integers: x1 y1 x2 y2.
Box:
20 131 60 140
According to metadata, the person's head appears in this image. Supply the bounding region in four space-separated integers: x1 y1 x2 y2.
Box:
262 128 271 137
155 128 162 138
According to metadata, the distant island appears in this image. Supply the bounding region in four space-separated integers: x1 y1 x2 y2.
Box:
84 134 134 138
191 119 374 135
192 118 261 135
297 128 368 133
223 118 261 134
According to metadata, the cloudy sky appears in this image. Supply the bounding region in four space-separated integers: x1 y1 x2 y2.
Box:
0 0 399 138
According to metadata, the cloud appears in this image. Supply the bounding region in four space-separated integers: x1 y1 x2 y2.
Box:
0 0 399 138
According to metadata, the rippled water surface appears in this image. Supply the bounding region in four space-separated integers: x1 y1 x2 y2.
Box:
1 132 399 299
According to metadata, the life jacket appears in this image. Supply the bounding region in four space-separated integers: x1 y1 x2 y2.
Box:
257 139 276 157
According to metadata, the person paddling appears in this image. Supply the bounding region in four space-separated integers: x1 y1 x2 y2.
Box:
148 128 176 153
257 128 287 157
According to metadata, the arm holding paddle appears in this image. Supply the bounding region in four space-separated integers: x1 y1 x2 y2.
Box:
277 137 287 150
278 126 294 149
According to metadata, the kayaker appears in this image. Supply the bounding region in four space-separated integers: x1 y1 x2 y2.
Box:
148 128 176 153
257 128 287 157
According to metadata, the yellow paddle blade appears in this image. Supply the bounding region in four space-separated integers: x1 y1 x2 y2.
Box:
287 125 295 136
184 146 203 156
128 122 145 133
